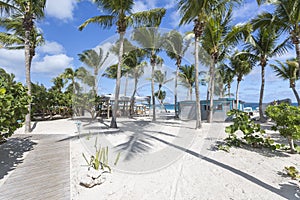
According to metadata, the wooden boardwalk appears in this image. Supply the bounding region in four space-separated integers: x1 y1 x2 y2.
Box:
0 134 70 200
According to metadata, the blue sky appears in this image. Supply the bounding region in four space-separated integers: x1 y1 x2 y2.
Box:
0 0 298 103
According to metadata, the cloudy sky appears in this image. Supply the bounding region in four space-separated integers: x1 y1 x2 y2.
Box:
0 0 298 103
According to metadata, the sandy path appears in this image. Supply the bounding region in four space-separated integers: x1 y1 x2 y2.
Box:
71 118 300 200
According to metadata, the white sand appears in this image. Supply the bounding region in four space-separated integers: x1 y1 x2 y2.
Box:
9 117 300 199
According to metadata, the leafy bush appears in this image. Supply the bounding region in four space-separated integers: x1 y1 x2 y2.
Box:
0 68 30 139
221 110 280 151
284 166 300 180
266 103 300 153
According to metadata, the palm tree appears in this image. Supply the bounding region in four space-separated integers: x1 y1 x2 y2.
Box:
252 0 300 71
178 65 195 100
0 0 46 132
163 30 191 118
78 48 109 95
123 49 147 116
201 7 250 122
153 70 173 112
230 51 254 109
244 27 292 121
78 0 165 128
178 0 240 128
132 27 164 121
271 59 300 106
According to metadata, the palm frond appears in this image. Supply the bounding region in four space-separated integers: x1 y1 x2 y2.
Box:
78 15 115 31
128 8 166 28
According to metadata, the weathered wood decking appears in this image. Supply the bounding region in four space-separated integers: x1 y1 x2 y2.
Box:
0 134 70 200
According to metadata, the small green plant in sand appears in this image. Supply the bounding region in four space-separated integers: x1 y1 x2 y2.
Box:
220 110 280 152
266 103 300 154
284 166 300 180
82 138 121 172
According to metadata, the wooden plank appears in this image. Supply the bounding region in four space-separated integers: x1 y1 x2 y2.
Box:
0 134 70 200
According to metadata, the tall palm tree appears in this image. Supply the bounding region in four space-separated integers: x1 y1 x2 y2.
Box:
163 30 191 118
178 64 195 100
79 0 165 128
230 51 254 109
78 48 109 95
178 0 240 128
123 49 147 116
244 27 292 121
132 27 164 121
252 0 300 71
271 59 300 106
201 7 250 122
0 0 46 132
153 70 173 112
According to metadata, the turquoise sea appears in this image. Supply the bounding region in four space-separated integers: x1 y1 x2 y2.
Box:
158 102 298 112
244 102 298 110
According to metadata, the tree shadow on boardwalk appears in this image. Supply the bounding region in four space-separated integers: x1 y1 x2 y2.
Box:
0 136 37 181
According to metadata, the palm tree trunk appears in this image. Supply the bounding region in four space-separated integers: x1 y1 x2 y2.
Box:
194 36 202 129
208 58 215 123
124 73 128 96
295 43 300 76
291 86 300 106
259 64 266 122
151 53 156 121
228 83 231 98
189 86 193 100
174 62 179 118
130 77 138 117
110 31 124 128
236 80 240 109
24 22 32 133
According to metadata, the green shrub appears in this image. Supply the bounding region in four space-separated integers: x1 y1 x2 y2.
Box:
266 103 300 154
222 109 280 151
0 68 30 139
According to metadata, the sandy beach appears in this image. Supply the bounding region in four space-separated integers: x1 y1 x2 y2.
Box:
2 115 300 200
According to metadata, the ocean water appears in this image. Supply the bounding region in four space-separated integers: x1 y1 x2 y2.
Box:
244 102 298 110
161 103 298 112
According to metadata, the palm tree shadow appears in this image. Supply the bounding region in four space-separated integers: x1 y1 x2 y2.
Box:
0 136 37 180
114 133 154 160
113 120 177 160
145 133 299 200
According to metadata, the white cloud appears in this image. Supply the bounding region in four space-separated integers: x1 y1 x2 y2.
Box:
0 49 25 78
45 0 77 21
37 41 65 54
132 0 157 13
32 54 73 75
232 1 274 23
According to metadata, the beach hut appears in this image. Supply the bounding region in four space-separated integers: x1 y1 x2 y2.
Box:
178 98 245 121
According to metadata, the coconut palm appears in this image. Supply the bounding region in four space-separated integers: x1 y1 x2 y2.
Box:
78 48 109 95
0 0 46 132
201 7 250 122
78 0 165 128
271 59 300 105
230 51 255 109
244 27 292 121
252 0 300 71
123 49 147 116
163 30 191 118
153 70 173 112
132 27 164 121
178 64 195 100
178 0 240 128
